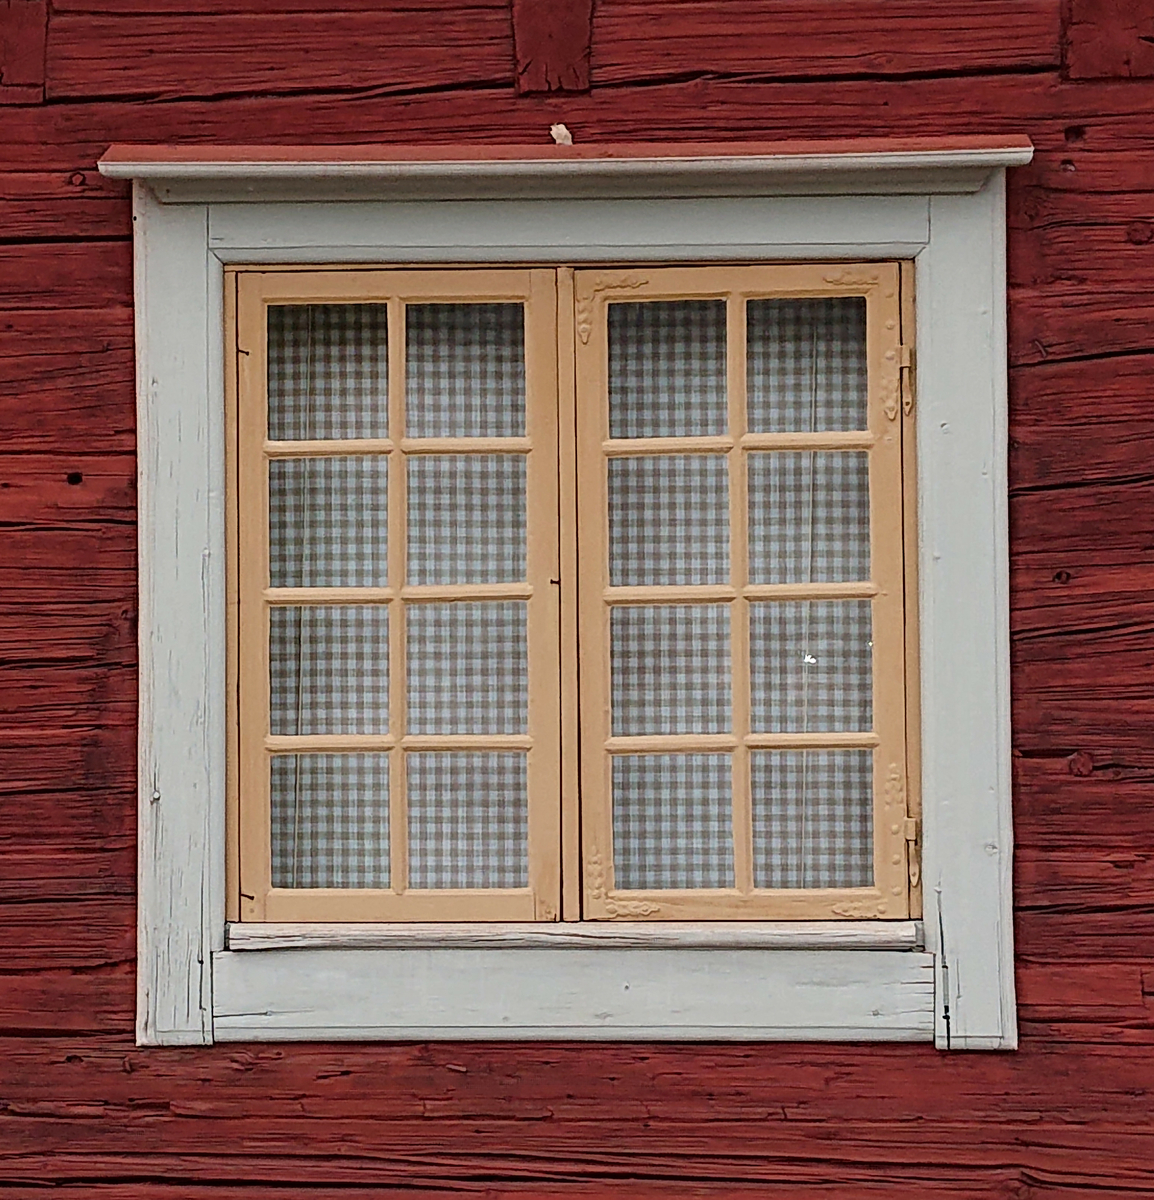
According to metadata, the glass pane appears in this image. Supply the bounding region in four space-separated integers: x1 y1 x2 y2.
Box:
608 455 728 586
608 300 727 438
611 604 730 735
407 454 526 584
271 753 389 888
751 750 873 888
746 297 868 432
750 600 872 733
270 457 388 588
407 601 527 734
748 451 870 583
267 304 389 441
405 303 525 437
270 606 389 735
612 754 733 888
407 752 528 888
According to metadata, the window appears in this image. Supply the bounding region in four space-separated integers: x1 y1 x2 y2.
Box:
229 263 917 925
105 138 1027 1046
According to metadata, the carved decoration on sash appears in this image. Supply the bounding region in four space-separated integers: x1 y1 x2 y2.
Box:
576 274 648 344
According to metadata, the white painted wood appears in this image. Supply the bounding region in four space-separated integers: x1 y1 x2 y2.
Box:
98 143 1033 203
205 196 930 264
917 177 1017 1051
213 948 935 1041
128 145 1027 1047
134 184 222 1045
228 920 923 952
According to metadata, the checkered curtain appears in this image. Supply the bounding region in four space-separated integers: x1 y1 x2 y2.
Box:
408 454 526 585
608 300 727 437
613 755 734 889
748 450 870 584
267 305 389 441
750 600 872 733
609 454 728 586
752 751 873 887
268 302 530 891
747 297 868 432
270 457 389 588
406 303 525 437
608 297 873 892
271 753 390 888
408 753 528 888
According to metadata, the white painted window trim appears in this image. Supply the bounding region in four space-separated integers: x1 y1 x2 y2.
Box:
105 140 1029 1049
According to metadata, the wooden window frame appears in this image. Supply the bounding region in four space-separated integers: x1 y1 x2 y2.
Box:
106 139 1028 1048
232 268 561 923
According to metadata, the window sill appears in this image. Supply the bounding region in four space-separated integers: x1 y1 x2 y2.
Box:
227 919 923 952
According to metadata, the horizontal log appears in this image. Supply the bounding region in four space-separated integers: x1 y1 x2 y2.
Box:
0 453 134 524
1011 477 1154 553
0 968 133 1035
0 170 130 240
1066 0 1154 79
0 242 130 310
1016 910 1154 960
0 666 135 729
0 600 134 668
0 72 1113 171
1010 283 1154 364
1009 354 1154 489
0 1115 1153 1181
0 726 134 794
590 0 1061 83
1015 848 1154 913
45 8 515 100
0 840 134 901
0 898 134 970
5 1036 1154 1124
1013 753 1154 848
0 527 134 603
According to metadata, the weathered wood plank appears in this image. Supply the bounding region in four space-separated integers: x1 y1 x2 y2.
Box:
1066 0 1154 79
1013 752 1154 848
1009 354 1154 488
0 169 130 239
0 899 134 970
0 243 130 310
0 0 47 94
512 0 592 93
0 453 135 524
44 9 514 99
0 969 133 1035
0 841 134 900
591 0 1062 82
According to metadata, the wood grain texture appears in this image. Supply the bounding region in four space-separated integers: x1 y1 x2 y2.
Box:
512 0 592 93
1066 0 1154 78
0 0 1152 1187
591 0 1062 83
44 8 514 99
0 0 46 96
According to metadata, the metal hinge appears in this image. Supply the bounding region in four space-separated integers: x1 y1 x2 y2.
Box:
899 344 914 416
904 816 921 888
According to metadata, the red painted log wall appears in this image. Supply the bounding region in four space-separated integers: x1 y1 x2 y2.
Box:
2 0 1154 1193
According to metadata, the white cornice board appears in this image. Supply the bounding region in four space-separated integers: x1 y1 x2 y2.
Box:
119 140 1028 1048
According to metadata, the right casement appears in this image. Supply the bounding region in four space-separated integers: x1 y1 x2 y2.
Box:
572 263 919 921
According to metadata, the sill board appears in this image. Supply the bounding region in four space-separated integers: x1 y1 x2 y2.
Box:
227 919 922 952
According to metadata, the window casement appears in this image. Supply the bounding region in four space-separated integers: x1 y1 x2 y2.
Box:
229 263 918 926
105 138 1028 1047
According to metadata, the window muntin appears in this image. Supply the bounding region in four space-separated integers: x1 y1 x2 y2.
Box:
231 263 916 924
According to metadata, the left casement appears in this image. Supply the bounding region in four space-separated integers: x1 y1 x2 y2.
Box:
227 263 920 925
